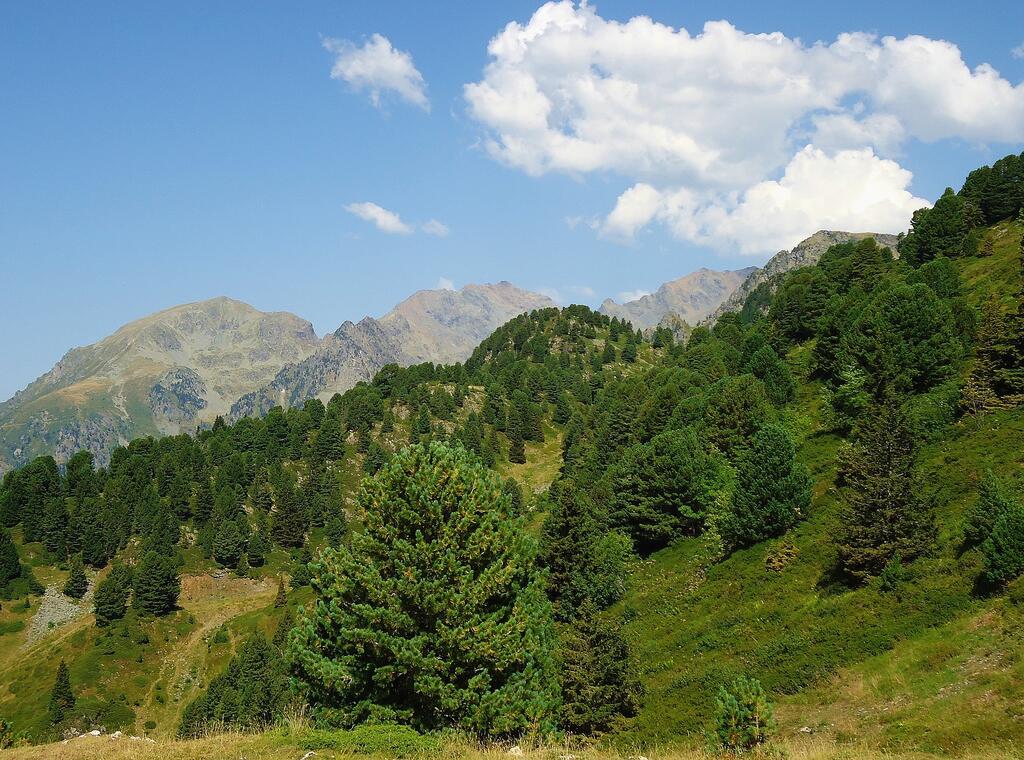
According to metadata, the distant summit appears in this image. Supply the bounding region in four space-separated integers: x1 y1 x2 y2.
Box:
599 267 756 330
230 282 553 419
704 230 901 325
0 297 318 470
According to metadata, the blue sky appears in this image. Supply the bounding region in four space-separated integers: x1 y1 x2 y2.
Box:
2 1 1023 401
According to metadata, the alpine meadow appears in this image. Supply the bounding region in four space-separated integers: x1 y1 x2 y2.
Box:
2 3 1024 760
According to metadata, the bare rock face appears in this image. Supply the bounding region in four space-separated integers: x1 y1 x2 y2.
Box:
599 268 757 330
705 230 901 325
230 282 554 420
0 297 319 469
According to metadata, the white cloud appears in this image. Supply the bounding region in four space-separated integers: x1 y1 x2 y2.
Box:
466 3 1024 252
609 147 929 255
617 289 651 303
436 277 455 290
324 33 429 111
422 219 450 237
1013 43 1024 60
466 5 1024 182
344 201 413 234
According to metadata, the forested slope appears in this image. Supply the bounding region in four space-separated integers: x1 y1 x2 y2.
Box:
0 152 1022 754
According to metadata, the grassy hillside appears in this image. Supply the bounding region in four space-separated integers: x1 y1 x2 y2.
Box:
610 221 1024 752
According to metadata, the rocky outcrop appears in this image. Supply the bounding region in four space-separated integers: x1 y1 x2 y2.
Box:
705 231 900 325
231 282 554 419
599 268 756 330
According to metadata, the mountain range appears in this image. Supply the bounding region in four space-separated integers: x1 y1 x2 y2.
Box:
0 230 895 471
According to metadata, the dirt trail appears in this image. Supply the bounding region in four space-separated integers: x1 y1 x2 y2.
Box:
138 573 276 736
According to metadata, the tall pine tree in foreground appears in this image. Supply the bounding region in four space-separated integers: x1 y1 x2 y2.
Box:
290 442 558 736
836 397 935 582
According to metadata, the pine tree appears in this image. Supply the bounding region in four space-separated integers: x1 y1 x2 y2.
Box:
0 528 20 586
714 675 775 752
289 442 558 735
557 601 643 735
273 606 294 651
213 520 244 568
274 577 287 608
746 345 796 406
721 424 811 551
981 502 1024 587
836 398 935 582
963 472 1018 548
93 564 132 626
179 633 288 737
133 551 180 616
49 659 75 724
609 428 725 553
506 403 527 464
271 483 306 548
62 554 88 599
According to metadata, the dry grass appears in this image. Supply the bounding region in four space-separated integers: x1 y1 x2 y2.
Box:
2 733 1023 760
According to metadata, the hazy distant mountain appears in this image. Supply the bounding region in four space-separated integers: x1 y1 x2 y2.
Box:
230 282 554 419
599 267 757 329
0 298 318 471
705 230 901 324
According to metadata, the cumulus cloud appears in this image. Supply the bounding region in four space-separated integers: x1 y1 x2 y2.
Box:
606 147 929 255
422 219 450 237
617 289 651 303
344 202 413 234
1013 43 1024 60
465 2 1024 252
324 33 429 110
436 277 455 290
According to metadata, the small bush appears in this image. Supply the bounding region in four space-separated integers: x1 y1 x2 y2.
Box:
300 724 441 757
713 675 776 752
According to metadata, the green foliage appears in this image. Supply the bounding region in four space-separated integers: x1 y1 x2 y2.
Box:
609 428 726 553
713 675 775 752
48 659 75 724
93 564 132 626
541 480 631 619
0 528 20 586
213 520 245 568
837 399 935 582
963 472 1019 548
557 602 643 735
290 442 559 736
179 633 289 736
721 424 811 552
62 554 88 599
981 502 1024 588
133 551 180 616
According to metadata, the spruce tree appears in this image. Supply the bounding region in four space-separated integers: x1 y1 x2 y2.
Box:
274 577 287 608
836 398 935 582
557 601 643 735
93 564 132 626
721 424 811 551
981 501 1024 587
133 551 180 616
49 659 75 724
963 472 1018 548
506 403 527 464
0 528 20 586
62 554 88 599
213 520 244 568
271 483 307 548
289 442 558 736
